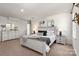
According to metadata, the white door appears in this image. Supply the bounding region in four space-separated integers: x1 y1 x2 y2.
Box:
72 22 79 55
27 24 30 35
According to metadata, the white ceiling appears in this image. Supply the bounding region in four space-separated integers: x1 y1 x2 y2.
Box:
0 3 73 20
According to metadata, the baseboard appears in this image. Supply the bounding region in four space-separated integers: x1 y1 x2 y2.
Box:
2 38 20 42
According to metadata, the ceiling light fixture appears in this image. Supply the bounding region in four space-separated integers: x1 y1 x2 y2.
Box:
21 9 24 12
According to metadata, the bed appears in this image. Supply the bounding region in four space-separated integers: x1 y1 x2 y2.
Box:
20 31 56 56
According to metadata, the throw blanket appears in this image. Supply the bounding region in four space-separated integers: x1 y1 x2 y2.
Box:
39 37 51 45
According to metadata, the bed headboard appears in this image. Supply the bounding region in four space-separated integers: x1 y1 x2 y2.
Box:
38 30 47 36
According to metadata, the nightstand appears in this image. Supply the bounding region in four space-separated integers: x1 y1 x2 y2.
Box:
56 35 66 45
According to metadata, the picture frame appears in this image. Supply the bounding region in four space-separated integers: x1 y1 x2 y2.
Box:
39 20 47 27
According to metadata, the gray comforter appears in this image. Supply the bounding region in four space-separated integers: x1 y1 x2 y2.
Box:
26 37 51 45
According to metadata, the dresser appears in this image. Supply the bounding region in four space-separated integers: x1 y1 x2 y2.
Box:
1 30 19 41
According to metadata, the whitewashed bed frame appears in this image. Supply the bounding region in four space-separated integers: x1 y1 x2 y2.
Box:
20 38 47 55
